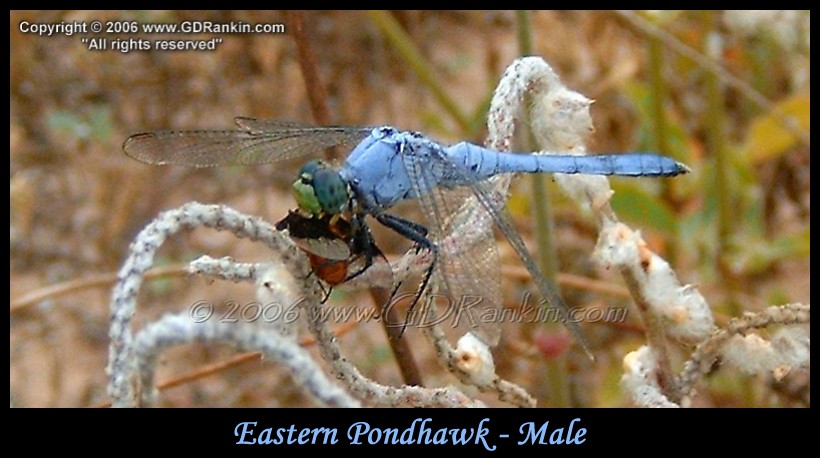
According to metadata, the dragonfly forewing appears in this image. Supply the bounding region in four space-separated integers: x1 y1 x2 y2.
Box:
123 119 372 167
399 144 503 347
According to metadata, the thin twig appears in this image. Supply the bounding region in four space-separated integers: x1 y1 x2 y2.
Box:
133 315 361 407
11 265 188 313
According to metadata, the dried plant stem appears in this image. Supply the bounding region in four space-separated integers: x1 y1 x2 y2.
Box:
134 314 361 407
285 11 332 128
370 287 424 386
11 265 187 313
92 321 364 408
678 303 810 401
421 300 536 407
620 269 679 402
107 203 309 407
303 294 484 407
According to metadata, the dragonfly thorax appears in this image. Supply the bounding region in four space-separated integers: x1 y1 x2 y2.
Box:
293 160 351 216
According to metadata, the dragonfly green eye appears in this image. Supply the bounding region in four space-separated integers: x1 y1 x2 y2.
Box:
293 160 349 215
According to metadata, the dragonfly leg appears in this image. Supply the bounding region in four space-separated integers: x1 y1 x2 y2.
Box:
344 213 386 282
305 267 332 302
374 213 438 337
319 284 333 304
389 216 429 238
302 268 331 302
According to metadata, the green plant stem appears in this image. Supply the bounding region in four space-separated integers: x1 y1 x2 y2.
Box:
516 10 571 408
701 10 753 407
701 12 739 315
647 31 678 265
366 11 470 132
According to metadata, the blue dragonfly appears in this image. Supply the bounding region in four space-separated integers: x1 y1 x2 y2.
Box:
124 118 688 353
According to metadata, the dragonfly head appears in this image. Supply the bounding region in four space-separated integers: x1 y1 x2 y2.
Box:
293 160 350 216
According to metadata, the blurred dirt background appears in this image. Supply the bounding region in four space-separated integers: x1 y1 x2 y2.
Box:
10 11 810 407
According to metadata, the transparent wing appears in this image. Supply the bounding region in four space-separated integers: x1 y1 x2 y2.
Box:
437 154 593 356
400 139 592 353
294 237 351 261
123 117 372 167
400 143 503 347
